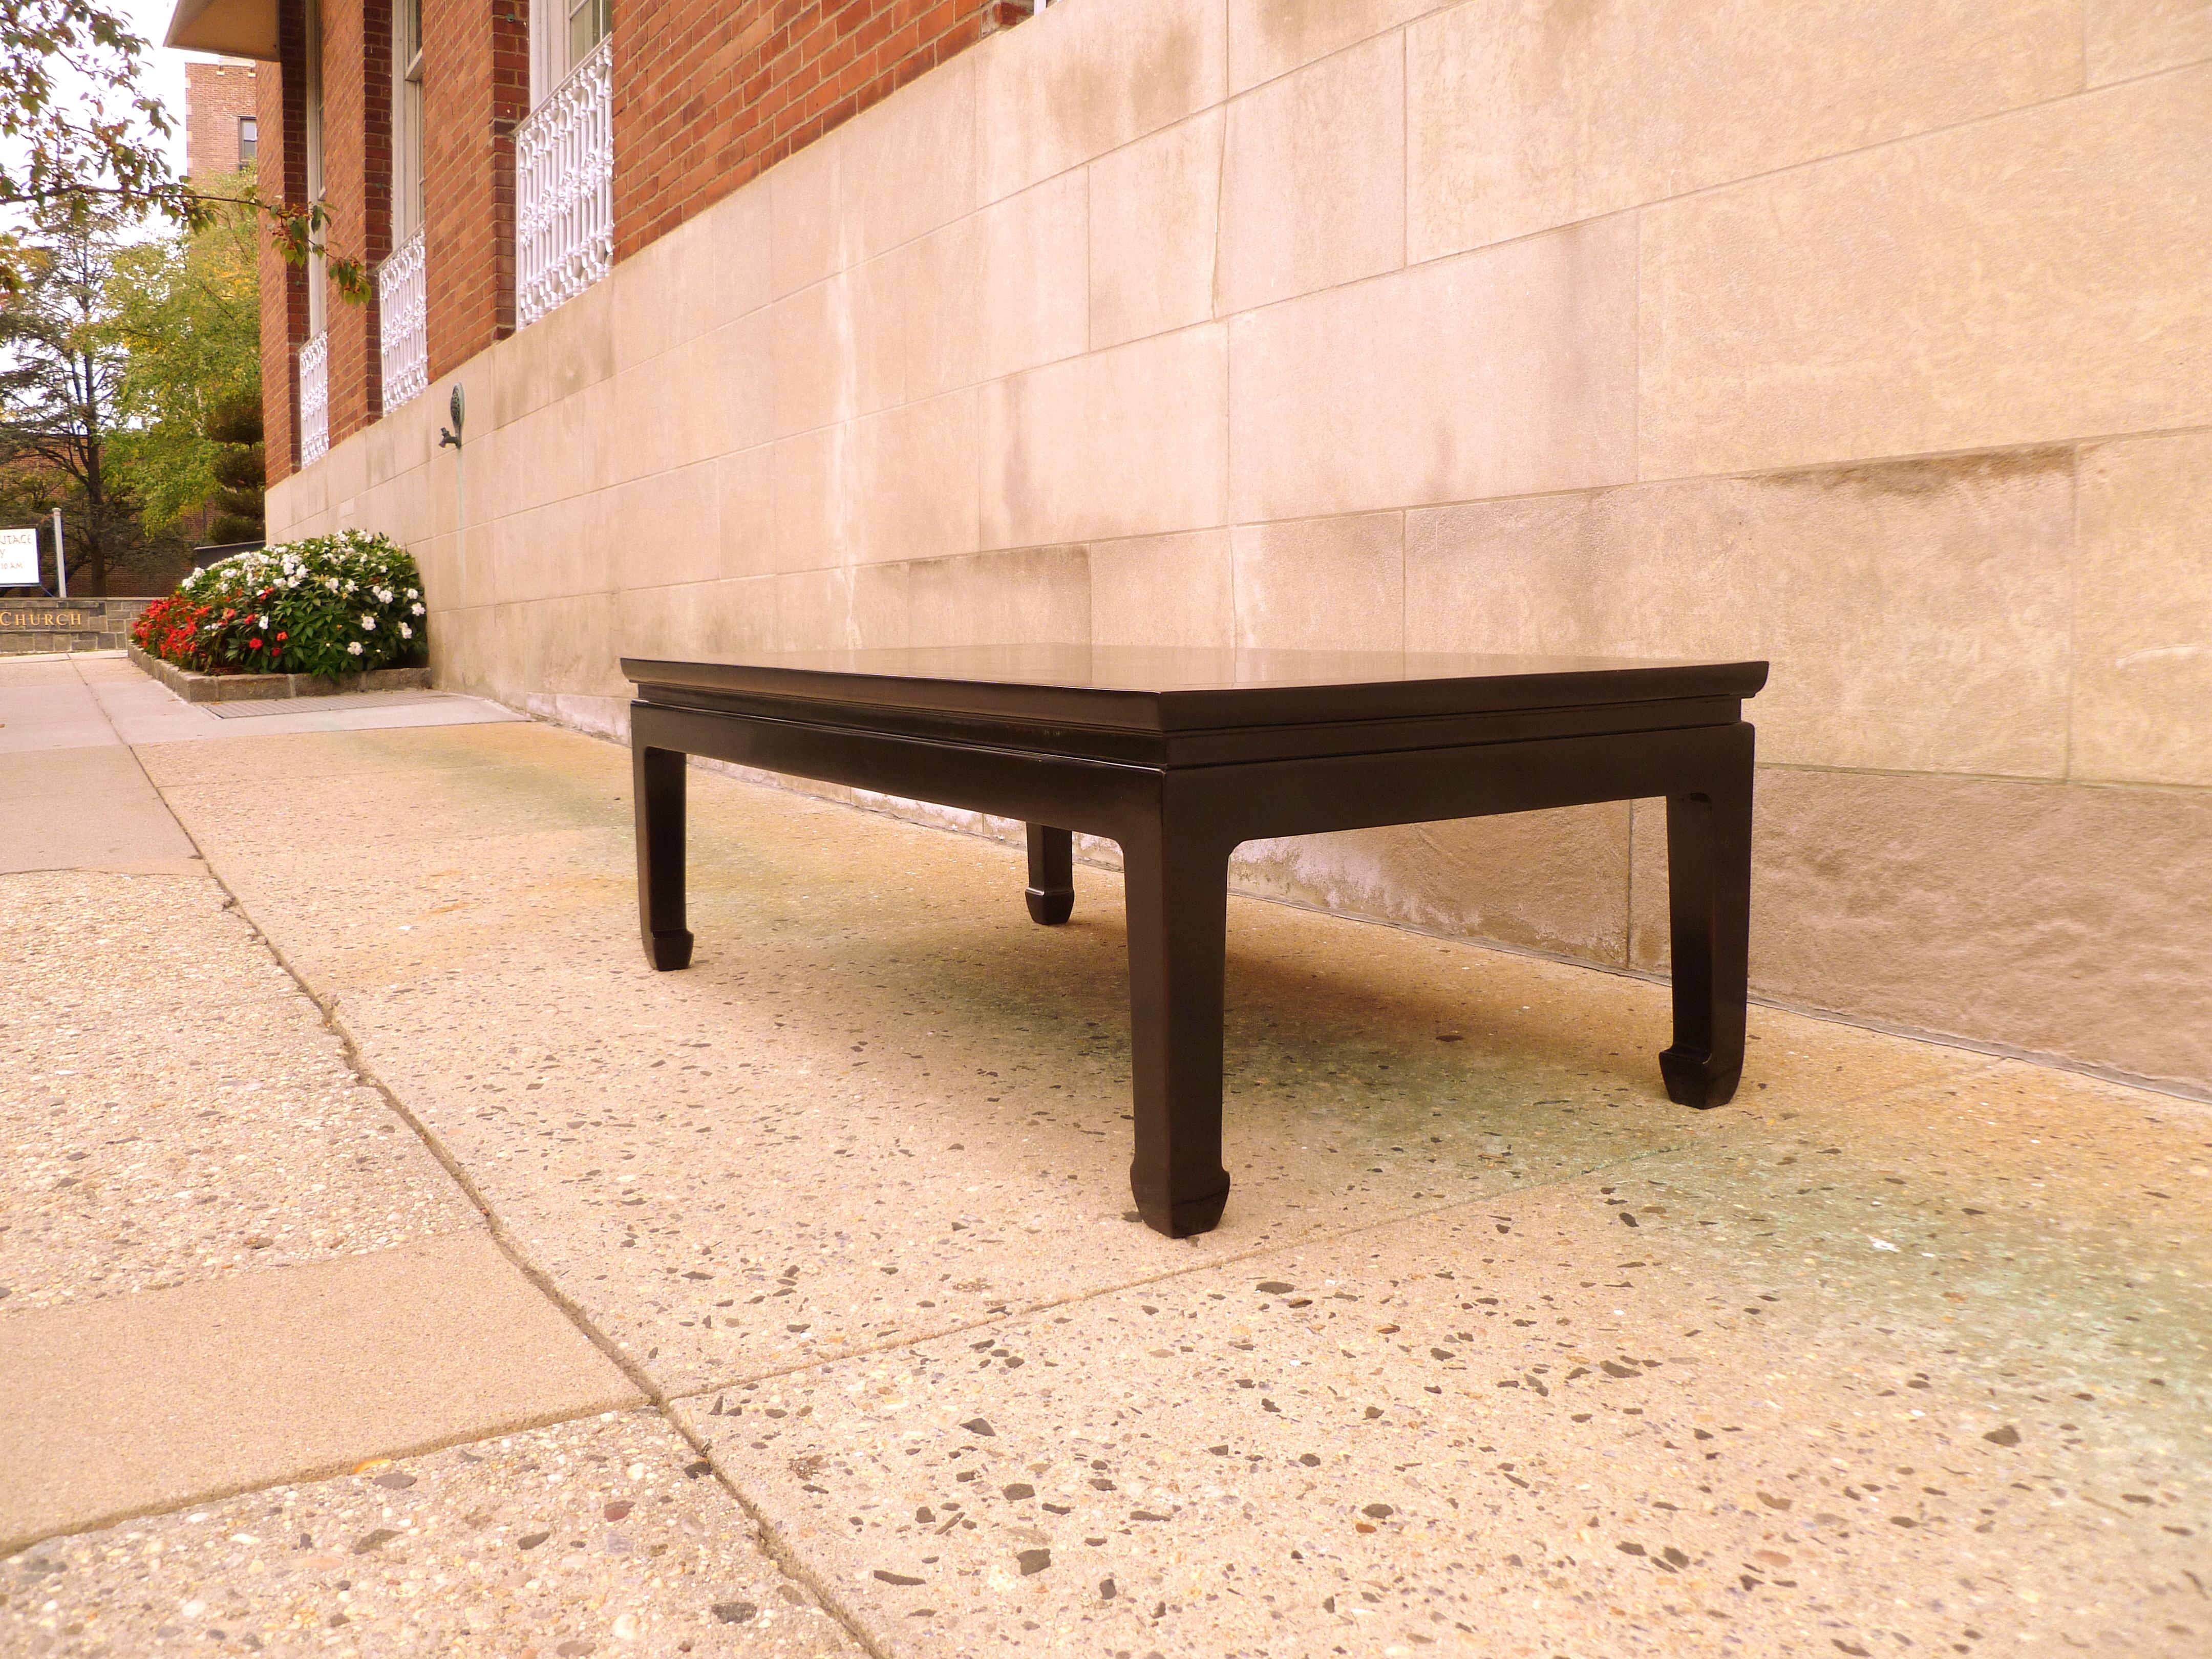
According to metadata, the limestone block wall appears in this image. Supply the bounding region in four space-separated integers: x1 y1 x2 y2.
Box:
267 0 2212 1094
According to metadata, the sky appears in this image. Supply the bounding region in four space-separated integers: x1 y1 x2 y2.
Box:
122 0 210 176
0 0 226 236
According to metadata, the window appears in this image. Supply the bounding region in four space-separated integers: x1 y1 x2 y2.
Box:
392 0 423 240
238 116 257 166
304 0 326 338
300 0 329 462
378 0 429 410
516 0 612 325
532 0 609 105
565 0 609 72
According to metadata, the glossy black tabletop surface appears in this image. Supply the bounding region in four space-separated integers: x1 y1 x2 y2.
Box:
624 645 1768 733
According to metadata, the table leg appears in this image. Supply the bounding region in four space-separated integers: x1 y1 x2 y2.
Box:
1025 824 1074 924
634 743 693 971
1120 814 1233 1237
1658 764 1753 1108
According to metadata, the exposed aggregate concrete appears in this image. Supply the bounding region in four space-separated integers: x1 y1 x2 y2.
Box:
1 873 475 1310
0 1412 859 1657
5 713 2202 1657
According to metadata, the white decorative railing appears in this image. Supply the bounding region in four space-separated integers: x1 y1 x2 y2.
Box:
299 329 330 466
378 226 429 412
516 33 612 329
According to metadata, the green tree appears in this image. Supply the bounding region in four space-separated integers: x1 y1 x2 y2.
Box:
1 0 365 299
202 393 265 545
106 172 263 537
0 209 180 594
0 1 174 256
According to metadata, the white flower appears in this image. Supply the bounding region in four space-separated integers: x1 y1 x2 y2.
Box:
399 623 413 639
406 588 419 600
411 603 426 616
326 577 340 591
344 580 356 593
257 615 269 629
347 642 364 656
360 615 377 630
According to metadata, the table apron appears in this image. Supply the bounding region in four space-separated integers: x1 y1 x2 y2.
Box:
631 699 1162 840
633 700 1753 846
1193 721 1755 842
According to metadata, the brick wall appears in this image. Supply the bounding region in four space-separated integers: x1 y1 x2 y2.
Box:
265 0 1033 474
611 0 1027 260
258 8 308 481
420 0 529 380
185 60 261 179
322 0 393 446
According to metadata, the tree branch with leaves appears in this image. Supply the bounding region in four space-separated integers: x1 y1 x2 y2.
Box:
0 0 365 299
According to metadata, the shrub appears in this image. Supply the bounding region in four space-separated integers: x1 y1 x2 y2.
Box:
132 594 216 665
133 530 427 678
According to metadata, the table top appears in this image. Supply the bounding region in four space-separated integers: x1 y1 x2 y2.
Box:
625 645 1767 734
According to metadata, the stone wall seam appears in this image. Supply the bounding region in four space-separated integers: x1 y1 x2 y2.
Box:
1639 64 2212 477
2063 436 2082 784
1410 0 2101 269
1755 761 2212 800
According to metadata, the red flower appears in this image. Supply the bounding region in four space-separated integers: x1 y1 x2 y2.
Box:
275 631 287 641
249 639 263 649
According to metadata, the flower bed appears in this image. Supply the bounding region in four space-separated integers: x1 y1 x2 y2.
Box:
132 530 428 679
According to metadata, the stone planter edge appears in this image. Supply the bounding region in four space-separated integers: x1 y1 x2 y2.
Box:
127 643 432 703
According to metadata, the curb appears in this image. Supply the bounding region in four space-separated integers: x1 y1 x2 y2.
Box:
127 643 433 704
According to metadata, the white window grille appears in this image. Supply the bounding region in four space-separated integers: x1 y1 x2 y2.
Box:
378 227 429 411
299 330 330 466
516 32 612 329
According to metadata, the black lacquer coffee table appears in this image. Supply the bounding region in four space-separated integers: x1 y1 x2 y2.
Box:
623 646 1766 1238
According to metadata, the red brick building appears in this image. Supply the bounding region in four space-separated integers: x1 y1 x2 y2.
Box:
184 59 263 179
169 0 1035 475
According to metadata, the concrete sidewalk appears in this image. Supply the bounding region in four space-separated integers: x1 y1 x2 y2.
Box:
2 653 2205 1656
1 658 853 1657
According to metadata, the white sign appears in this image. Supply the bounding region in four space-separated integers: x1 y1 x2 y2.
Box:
0 528 39 586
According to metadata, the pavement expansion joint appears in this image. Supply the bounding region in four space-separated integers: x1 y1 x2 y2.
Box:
6 1400 632 1559
657 1133 1736 1410
146 783 894 1659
